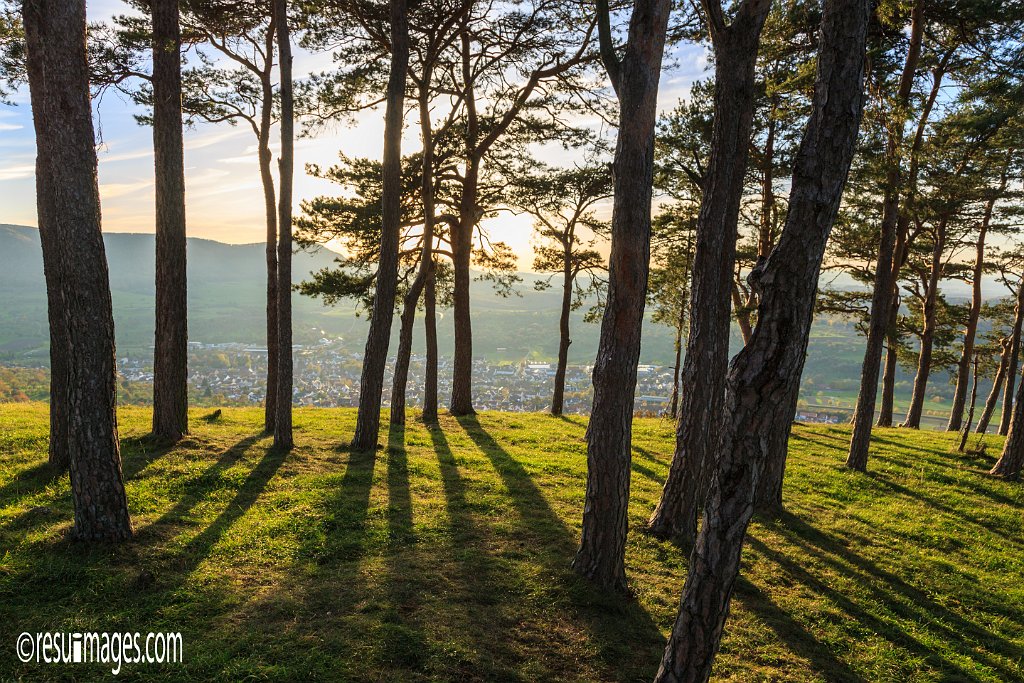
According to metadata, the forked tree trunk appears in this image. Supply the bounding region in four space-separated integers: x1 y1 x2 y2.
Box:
647 0 771 546
999 283 1024 435
552 252 573 415
655 1 867 676
992 363 1024 480
351 0 409 449
903 226 945 429
24 0 133 542
948 189 999 430
25 19 70 471
151 0 189 442
846 0 925 470
273 0 295 449
977 339 1010 434
572 0 671 593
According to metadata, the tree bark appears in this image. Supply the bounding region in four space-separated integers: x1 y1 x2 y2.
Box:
992 362 1024 480
670 299 686 419
957 353 979 451
259 28 279 433
948 189 1000 430
999 283 1024 435
902 223 945 429
273 0 295 450
423 262 439 424
351 0 409 449
846 0 924 470
572 0 671 593
151 0 189 442
655 1 868 675
877 323 899 426
24 12 70 471
24 0 133 542
977 339 1010 434
646 0 771 545
552 249 573 415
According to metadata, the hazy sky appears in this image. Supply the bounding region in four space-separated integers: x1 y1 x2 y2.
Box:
0 0 709 268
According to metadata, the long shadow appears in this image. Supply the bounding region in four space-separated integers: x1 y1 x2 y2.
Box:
120 433 181 480
766 513 1023 679
452 415 666 677
0 461 61 505
734 576 867 683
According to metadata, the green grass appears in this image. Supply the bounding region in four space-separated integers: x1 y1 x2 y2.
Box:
1 404 1022 681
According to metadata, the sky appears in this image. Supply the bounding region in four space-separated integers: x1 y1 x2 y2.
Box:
0 0 710 269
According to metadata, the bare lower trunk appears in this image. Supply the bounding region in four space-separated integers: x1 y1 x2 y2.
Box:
992 362 1024 480
877 301 900 427
732 285 753 344
573 0 671 593
260 100 278 432
647 0 771 545
957 354 979 451
999 284 1024 435
351 0 409 449
24 0 133 542
655 2 867 674
977 341 1010 434
846 0 924 470
390 266 429 426
552 258 573 415
903 228 944 429
423 263 438 424
273 0 294 450
670 304 685 419
151 0 189 442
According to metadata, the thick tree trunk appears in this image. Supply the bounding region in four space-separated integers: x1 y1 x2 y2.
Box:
552 254 573 415
25 16 70 471
351 0 409 449
992 362 1024 480
977 339 1010 434
646 0 771 545
732 285 754 345
24 0 133 542
151 0 189 442
846 0 924 470
423 262 439 424
572 0 671 593
948 195 997 430
902 227 944 429
999 284 1024 435
273 0 295 449
655 2 867 675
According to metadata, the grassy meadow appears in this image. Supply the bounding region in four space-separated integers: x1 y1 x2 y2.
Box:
1 404 1022 681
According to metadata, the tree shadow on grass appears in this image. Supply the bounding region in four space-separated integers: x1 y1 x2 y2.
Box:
451 415 666 680
0 461 61 505
757 512 1024 680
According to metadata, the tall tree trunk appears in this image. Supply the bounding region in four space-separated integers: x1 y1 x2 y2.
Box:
260 49 278 433
670 300 686 419
977 339 1010 434
391 268 428 427
999 283 1024 435
24 0 133 542
423 261 439 424
846 0 925 470
25 15 70 471
948 189 1000 430
902 225 944 429
877 327 899 426
351 0 410 449
957 353 979 451
572 0 672 593
273 0 294 449
151 0 189 442
655 2 868 675
552 250 573 415
992 362 1024 480
646 0 771 545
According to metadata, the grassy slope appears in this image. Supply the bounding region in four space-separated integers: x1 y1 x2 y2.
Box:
0 404 1022 682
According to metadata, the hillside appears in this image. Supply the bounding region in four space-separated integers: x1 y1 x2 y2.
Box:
1 405 1022 681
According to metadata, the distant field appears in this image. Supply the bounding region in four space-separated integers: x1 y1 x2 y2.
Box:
1 405 1022 681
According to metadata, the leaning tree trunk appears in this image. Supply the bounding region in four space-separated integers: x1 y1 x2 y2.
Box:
846 0 924 470
655 1 868 676
957 353 979 452
151 0 189 442
647 0 771 546
552 251 573 416
572 0 672 593
350 0 409 449
977 339 1010 434
999 283 1024 435
903 228 944 429
273 0 295 450
24 0 133 542
992 362 1024 480
24 17 70 471
948 195 996 431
